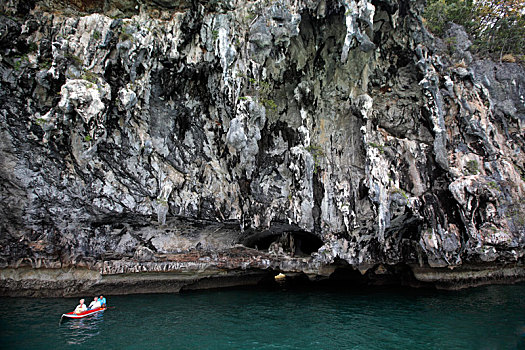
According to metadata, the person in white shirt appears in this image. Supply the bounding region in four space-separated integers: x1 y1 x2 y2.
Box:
88 297 101 310
74 299 87 314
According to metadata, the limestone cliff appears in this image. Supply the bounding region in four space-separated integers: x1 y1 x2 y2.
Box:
0 0 524 295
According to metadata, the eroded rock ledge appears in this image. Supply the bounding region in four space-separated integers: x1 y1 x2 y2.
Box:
2 246 524 296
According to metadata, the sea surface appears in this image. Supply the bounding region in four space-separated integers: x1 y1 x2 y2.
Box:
1 283 524 349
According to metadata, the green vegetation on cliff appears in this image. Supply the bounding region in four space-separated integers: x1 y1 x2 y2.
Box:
424 0 525 60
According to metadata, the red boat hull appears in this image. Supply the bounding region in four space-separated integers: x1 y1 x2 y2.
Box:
62 307 106 319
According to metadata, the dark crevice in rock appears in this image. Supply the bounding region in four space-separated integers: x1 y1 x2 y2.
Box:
241 228 323 257
312 170 324 234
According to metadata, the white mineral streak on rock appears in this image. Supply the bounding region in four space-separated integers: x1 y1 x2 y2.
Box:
217 16 237 86
58 79 110 125
355 94 373 118
253 135 295 228
341 0 375 62
420 227 445 267
156 181 172 226
341 0 358 62
150 155 185 225
57 77 110 165
226 98 265 179
297 145 316 232
299 108 311 146
57 14 112 72
118 87 137 112
358 94 389 244
417 45 449 171
336 180 353 232
448 176 485 248
166 14 184 60
404 140 426 196
226 115 248 151
444 75 454 95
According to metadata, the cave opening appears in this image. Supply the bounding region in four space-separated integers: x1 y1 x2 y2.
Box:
324 261 426 289
325 259 369 287
252 261 428 291
242 230 324 257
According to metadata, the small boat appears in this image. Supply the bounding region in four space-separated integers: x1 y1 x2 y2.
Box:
61 307 106 320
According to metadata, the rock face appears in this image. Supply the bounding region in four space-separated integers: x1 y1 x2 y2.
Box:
0 0 524 295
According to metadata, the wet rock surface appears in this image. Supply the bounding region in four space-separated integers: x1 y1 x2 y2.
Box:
0 0 524 295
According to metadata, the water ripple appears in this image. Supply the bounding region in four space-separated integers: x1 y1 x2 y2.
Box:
1 284 524 349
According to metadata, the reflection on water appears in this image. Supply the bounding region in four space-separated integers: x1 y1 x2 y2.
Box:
60 312 103 345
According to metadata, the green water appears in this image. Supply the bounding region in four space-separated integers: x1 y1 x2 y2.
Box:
1 284 524 349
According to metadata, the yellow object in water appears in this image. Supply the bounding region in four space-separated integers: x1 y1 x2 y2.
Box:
274 273 286 281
